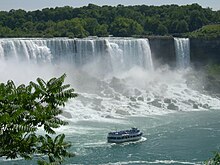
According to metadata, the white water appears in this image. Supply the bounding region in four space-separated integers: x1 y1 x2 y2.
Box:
0 37 219 124
174 38 190 69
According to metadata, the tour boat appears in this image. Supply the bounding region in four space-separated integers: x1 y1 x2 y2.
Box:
107 127 143 143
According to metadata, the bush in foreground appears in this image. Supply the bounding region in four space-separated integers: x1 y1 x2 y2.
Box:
0 74 77 164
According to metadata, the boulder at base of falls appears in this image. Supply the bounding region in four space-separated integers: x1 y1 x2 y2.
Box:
202 103 210 109
137 96 144 101
188 99 195 104
105 115 114 118
167 103 179 110
130 96 136 102
164 98 172 104
114 95 121 101
149 99 162 108
115 109 130 115
193 103 199 109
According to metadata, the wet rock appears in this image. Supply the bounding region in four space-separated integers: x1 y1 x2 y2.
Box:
115 110 130 115
202 103 210 109
149 99 162 108
128 103 139 108
184 89 191 94
114 95 121 101
164 98 171 104
137 96 144 101
167 103 179 110
174 93 181 96
155 95 160 99
193 103 199 109
172 99 177 103
130 96 136 102
182 100 191 106
188 99 195 104
105 115 113 118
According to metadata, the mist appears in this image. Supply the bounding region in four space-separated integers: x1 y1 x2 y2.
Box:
0 37 219 123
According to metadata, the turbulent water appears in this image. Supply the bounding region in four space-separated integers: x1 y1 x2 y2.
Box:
0 37 220 164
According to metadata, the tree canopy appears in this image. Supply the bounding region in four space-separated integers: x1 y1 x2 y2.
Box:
187 24 220 39
0 3 219 38
0 74 77 164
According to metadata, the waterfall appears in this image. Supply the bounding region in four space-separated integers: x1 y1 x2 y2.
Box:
1 37 220 123
107 38 154 72
0 38 154 75
174 38 190 69
0 39 52 63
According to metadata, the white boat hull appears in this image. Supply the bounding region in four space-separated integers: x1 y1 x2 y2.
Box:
107 135 142 143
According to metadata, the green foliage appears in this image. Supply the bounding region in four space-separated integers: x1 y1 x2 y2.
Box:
110 17 143 37
0 74 77 164
205 152 220 165
0 3 219 37
205 64 220 80
187 24 220 39
175 20 189 33
95 24 109 37
156 24 168 35
37 134 74 164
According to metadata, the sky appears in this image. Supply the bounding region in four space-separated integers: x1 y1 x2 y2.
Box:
0 0 219 11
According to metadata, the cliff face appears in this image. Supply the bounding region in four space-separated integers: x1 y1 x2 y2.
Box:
148 37 220 68
190 39 220 67
148 37 176 68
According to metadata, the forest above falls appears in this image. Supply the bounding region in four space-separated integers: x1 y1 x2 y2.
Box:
0 3 219 38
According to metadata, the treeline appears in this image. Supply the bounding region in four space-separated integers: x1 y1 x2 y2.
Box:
188 24 220 39
0 3 219 38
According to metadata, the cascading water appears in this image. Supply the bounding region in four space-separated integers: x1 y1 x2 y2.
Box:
0 39 52 63
0 38 153 76
107 38 154 72
174 37 190 69
0 37 220 123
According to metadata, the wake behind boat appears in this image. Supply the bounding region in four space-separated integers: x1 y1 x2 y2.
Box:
107 127 143 143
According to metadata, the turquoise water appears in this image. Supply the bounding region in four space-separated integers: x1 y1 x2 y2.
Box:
1 110 220 165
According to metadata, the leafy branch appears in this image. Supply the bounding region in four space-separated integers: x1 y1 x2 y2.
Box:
0 74 77 164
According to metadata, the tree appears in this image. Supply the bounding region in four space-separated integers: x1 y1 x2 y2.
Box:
0 26 12 37
156 24 168 35
0 74 77 164
189 10 206 31
0 3 219 37
55 18 88 38
176 20 189 33
144 17 160 34
205 152 220 165
95 24 109 37
110 17 143 37
84 18 99 36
